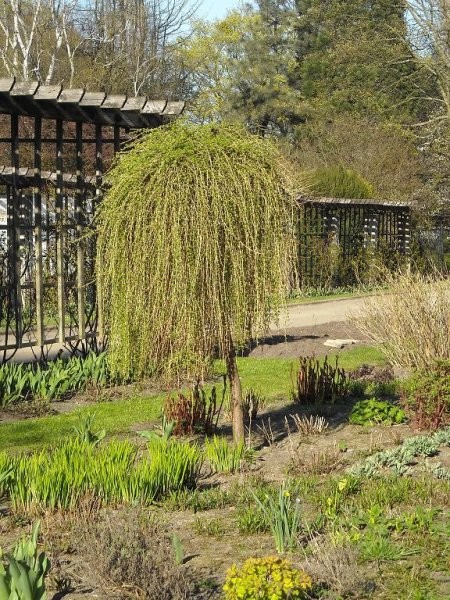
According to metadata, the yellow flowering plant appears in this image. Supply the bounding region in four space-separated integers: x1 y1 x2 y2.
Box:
223 556 312 600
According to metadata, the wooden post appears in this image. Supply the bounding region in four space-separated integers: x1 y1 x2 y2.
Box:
75 121 86 340
11 113 23 347
56 119 66 343
34 116 44 347
113 124 121 153
95 123 104 340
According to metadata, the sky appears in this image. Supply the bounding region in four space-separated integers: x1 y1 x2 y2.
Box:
198 0 241 21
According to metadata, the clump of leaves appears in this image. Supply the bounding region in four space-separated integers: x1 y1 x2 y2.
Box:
349 429 450 478
292 355 348 405
401 360 450 430
204 436 254 474
237 506 270 534
164 383 224 436
223 556 312 600
286 414 329 435
0 521 50 600
71 412 106 446
347 365 398 398
139 415 175 442
349 398 406 426
2 438 202 512
252 482 302 554
0 352 116 408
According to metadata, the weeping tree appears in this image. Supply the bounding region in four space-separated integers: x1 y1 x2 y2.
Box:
96 122 297 441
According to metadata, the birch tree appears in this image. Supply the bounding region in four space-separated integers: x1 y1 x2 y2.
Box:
0 0 81 83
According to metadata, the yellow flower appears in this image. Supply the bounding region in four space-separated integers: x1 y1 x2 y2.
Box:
338 478 348 492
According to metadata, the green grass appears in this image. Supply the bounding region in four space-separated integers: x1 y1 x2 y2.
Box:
0 394 165 453
236 345 387 400
285 288 383 305
286 291 364 305
0 346 387 453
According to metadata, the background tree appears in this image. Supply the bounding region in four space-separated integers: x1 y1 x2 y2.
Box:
295 0 424 123
178 4 303 134
0 0 196 97
96 123 297 442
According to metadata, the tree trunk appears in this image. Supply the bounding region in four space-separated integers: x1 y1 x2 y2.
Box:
225 339 245 443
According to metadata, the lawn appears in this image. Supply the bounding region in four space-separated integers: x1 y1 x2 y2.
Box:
0 346 386 453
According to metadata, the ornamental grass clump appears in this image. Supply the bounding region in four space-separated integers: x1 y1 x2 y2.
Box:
253 482 302 553
353 270 450 369
204 436 253 474
2 438 202 512
96 122 297 442
223 556 312 600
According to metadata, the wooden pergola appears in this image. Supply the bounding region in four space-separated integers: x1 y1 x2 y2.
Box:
0 78 184 358
297 195 412 286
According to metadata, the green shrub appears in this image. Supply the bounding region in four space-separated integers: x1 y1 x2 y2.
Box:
223 556 312 600
306 165 374 199
401 360 450 430
349 398 406 426
292 355 348 405
0 521 50 600
204 436 253 474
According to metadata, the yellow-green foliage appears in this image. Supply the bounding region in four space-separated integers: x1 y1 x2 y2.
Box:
306 165 374 199
1 438 202 512
96 122 297 380
223 556 312 600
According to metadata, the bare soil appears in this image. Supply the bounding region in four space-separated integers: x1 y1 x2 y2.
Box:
247 321 370 359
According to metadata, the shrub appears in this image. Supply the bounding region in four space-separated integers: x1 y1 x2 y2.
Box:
349 399 406 426
204 436 253 474
401 360 450 430
223 556 312 600
76 508 196 600
348 365 397 398
164 383 224 436
353 270 450 369
292 355 348 405
305 165 374 199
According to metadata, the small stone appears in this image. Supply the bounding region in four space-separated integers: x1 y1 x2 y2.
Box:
323 338 359 348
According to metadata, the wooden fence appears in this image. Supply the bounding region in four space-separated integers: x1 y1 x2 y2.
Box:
0 78 183 360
